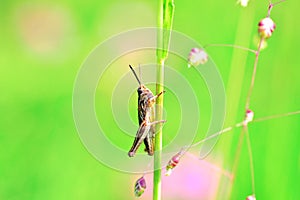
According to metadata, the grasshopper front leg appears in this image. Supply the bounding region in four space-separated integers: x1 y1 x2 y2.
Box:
148 91 165 105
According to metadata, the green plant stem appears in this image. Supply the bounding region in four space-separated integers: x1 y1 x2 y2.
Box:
153 0 174 200
153 59 164 200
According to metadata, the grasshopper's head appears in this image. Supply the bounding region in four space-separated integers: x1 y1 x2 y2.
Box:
129 65 153 96
137 84 151 95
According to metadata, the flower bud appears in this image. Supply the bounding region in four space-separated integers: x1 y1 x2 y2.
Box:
187 48 208 67
165 152 181 176
237 0 250 7
244 109 254 125
134 176 146 197
258 17 276 39
246 195 256 200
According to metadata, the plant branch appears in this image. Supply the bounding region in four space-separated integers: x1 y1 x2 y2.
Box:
178 108 300 151
244 126 255 195
204 43 257 54
245 36 264 110
268 0 287 17
253 110 300 122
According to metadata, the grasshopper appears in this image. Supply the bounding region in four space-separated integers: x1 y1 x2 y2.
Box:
128 65 165 157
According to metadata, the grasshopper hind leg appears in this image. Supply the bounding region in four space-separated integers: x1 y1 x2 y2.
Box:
128 120 166 157
144 132 154 156
144 120 166 156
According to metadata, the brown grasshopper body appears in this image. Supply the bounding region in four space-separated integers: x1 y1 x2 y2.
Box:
128 65 165 157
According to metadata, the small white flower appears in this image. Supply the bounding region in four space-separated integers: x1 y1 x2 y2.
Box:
258 17 276 39
243 109 254 125
187 48 208 67
237 0 250 7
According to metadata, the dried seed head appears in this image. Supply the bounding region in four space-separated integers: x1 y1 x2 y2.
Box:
165 152 181 176
258 17 276 39
246 195 256 200
187 48 208 67
134 176 146 197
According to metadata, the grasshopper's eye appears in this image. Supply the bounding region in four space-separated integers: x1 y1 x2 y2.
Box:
137 87 143 94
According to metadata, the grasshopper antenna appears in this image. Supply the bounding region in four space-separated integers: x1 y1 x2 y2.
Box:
138 64 142 84
129 65 141 85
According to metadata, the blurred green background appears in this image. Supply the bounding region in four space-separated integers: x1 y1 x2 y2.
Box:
1 0 299 199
